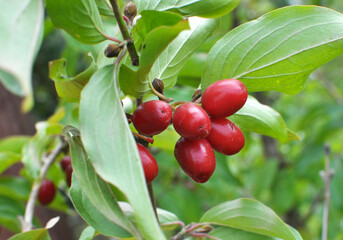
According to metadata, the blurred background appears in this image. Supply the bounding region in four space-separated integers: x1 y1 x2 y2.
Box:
0 0 342 239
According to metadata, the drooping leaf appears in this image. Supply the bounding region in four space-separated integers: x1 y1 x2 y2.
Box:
230 96 297 142
79 66 166 239
8 229 50 240
200 198 299 240
119 19 189 97
0 152 21 175
46 0 106 44
0 0 44 111
49 54 97 102
202 6 343 94
0 136 30 153
134 0 240 18
69 175 134 238
149 17 218 89
62 126 139 239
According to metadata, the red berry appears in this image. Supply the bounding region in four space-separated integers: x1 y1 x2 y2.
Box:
65 164 73 187
60 156 71 171
38 179 56 205
132 100 172 136
173 103 211 140
174 138 216 183
137 144 158 184
202 79 248 118
206 118 245 155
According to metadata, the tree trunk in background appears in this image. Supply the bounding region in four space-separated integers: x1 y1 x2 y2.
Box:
0 83 76 240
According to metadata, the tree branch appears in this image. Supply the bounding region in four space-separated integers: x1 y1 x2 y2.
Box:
109 0 139 66
21 138 67 232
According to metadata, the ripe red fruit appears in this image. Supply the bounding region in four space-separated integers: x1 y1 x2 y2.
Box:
206 118 245 155
173 103 211 140
38 179 56 205
174 138 216 183
60 156 71 171
65 164 73 187
132 100 172 136
137 144 159 184
202 79 248 118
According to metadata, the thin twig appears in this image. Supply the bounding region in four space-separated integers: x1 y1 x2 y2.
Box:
148 183 159 222
321 143 334 240
132 131 154 144
21 138 66 232
148 80 173 103
109 0 139 66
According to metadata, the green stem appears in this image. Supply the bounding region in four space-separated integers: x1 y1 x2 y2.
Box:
109 0 139 66
148 183 159 222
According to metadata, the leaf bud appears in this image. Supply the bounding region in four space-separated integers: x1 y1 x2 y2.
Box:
191 89 202 102
104 44 122 58
124 2 137 22
152 78 164 96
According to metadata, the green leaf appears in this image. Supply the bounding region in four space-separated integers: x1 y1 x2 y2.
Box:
79 65 166 239
49 54 97 102
9 229 50 240
0 152 21 175
202 6 343 94
209 227 278 239
119 19 189 97
149 17 218 89
62 126 139 239
230 96 291 142
0 177 30 201
134 0 240 18
69 175 134 238
46 0 106 44
0 196 25 233
95 0 113 16
0 136 30 153
0 0 44 111
200 198 298 240
79 226 97 240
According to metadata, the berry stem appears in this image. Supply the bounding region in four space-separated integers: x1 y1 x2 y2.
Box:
132 131 154 144
109 0 139 66
148 183 159 222
21 137 66 232
148 80 173 103
170 101 188 108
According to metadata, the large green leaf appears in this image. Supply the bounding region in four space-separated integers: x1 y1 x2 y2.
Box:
95 0 113 16
0 177 30 201
69 176 134 238
209 227 278 239
9 229 50 240
202 6 343 94
0 196 25 233
79 226 97 240
0 0 44 111
80 66 166 239
0 152 21 175
134 0 240 18
230 96 299 142
62 126 139 239
49 55 97 102
119 19 189 97
200 198 299 240
149 17 218 89
0 136 30 153
46 0 106 44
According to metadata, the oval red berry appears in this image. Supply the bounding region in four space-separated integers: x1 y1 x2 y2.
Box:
38 179 56 205
137 143 159 184
173 102 211 140
132 100 172 136
202 79 247 118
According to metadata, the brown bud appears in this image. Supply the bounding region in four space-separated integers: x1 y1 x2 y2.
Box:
104 44 122 58
124 2 137 21
152 78 164 95
191 89 202 102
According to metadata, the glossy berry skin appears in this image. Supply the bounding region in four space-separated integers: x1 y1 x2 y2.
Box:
60 156 71 171
206 118 245 155
173 103 211 140
174 137 216 183
137 144 159 184
202 79 248 118
38 179 56 205
132 100 172 136
65 164 73 187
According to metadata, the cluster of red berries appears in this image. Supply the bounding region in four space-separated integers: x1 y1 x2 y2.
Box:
37 156 73 205
132 79 248 184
